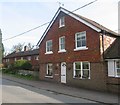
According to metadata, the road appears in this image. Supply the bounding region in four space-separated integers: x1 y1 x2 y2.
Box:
1 78 97 104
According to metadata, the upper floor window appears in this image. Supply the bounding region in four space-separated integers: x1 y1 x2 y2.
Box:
59 16 65 28
59 36 66 52
73 62 90 79
46 40 53 54
74 31 87 51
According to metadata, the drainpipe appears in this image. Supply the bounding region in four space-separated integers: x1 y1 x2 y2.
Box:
101 30 106 61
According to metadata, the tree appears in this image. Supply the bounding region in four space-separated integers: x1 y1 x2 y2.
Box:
11 43 24 52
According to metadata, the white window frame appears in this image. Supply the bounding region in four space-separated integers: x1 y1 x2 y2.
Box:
6 59 9 62
45 40 53 54
115 60 120 77
45 63 53 78
73 61 90 79
27 56 31 61
107 59 120 78
74 31 88 51
14 58 17 61
21 57 23 60
58 36 66 53
59 16 65 28
35 56 39 60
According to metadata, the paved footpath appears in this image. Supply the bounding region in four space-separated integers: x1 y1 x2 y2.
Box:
2 74 120 104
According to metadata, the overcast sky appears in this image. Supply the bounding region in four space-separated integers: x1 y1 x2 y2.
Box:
0 0 119 53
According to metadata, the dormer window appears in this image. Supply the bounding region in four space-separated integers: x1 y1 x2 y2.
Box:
59 16 65 28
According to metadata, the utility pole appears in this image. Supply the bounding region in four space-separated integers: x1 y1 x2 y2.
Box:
0 29 2 65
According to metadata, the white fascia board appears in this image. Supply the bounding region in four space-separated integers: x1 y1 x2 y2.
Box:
61 8 101 32
39 9 61 45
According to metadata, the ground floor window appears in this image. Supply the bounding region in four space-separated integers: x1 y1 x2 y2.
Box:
46 63 53 77
73 62 90 79
108 60 120 77
116 60 120 77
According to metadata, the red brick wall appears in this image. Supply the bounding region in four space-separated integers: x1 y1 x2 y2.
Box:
39 12 101 64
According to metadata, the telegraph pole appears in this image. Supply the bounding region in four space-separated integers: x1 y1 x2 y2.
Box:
0 29 2 65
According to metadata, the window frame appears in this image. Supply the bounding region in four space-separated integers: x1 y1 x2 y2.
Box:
45 40 53 54
59 16 65 28
74 31 88 51
58 36 66 53
45 63 53 78
34 55 39 60
27 56 31 61
115 60 120 77
73 61 90 79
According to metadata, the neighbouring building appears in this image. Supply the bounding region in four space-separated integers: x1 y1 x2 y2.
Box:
3 49 39 71
37 7 120 93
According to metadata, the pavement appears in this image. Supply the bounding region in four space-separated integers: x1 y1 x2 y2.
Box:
2 74 120 105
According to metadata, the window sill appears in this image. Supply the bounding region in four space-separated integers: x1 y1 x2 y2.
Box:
58 50 66 53
45 51 53 55
45 76 53 78
114 76 120 78
74 47 88 51
59 25 65 28
73 77 90 80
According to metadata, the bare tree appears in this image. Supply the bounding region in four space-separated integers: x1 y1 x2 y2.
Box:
11 43 24 52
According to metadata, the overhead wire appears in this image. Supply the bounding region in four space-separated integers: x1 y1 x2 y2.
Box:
3 0 98 42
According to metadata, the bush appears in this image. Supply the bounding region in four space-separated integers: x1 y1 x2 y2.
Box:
14 60 32 70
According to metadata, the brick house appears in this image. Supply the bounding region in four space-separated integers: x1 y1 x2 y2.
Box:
3 49 39 70
37 7 119 92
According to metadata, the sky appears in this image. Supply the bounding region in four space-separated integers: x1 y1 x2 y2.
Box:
0 0 119 53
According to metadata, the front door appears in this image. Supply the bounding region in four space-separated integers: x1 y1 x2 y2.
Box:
61 62 66 83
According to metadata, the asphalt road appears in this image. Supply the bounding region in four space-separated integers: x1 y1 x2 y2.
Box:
1 78 97 104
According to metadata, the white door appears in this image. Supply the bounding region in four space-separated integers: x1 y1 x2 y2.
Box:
61 62 66 83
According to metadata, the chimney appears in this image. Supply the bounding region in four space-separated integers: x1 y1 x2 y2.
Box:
24 46 29 51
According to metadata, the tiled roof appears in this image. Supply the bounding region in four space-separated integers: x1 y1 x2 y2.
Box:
4 49 39 59
104 38 120 59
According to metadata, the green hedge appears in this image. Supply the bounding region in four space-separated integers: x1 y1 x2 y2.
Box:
14 60 32 70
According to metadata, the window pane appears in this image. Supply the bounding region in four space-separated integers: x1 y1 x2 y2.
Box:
46 40 52 52
82 70 89 78
75 70 81 77
47 64 53 76
59 17 65 27
116 61 120 68
77 40 82 47
76 31 86 48
83 62 89 69
117 69 120 76
60 37 65 50
75 62 81 69
82 39 86 46
61 44 65 49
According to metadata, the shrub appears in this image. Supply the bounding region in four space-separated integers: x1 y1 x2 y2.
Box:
14 60 32 70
